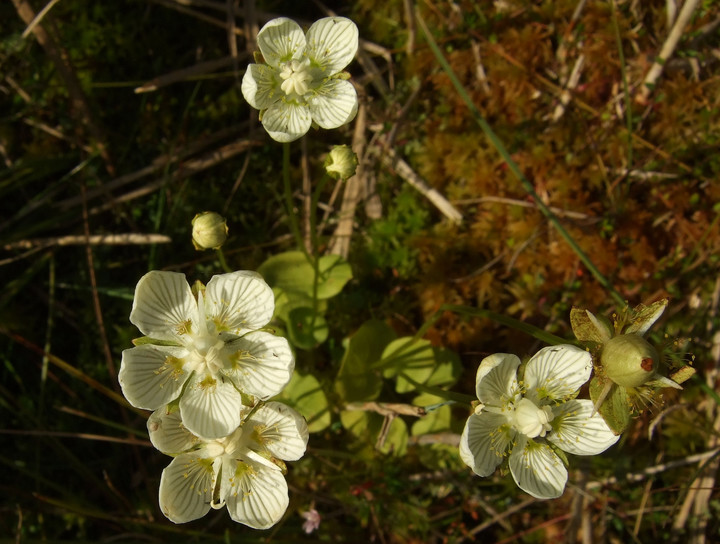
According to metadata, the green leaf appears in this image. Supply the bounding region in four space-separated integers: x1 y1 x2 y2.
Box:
275 372 331 433
286 307 329 349
411 404 450 436
379 417 408 456
381 337 435 393
381 338 461 394
335 320 396 402
258 251 352 300
590 376 630 435
273 287 327 323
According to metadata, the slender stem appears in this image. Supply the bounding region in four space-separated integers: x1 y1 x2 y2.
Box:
216 247 232 273
398 372 476 404
283 142 308 255
416 12 625 309
610 0 633 171
414 303 571 347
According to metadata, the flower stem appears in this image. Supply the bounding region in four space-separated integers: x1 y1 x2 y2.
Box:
398 372 476 404
216 248 232 273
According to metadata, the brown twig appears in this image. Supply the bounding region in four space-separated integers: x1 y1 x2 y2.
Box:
4 233 171 250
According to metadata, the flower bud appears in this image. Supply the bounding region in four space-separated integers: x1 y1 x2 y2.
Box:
601 333 659 387
191 212 228 250
324 145 357 181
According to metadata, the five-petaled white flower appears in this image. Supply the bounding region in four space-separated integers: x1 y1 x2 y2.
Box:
241 16 359 142
119 270 294 440
459 345 619 499
147 401 309 527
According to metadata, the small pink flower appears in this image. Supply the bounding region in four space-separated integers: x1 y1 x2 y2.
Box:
300 508 321 534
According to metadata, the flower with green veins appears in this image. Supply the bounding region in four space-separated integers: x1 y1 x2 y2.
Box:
570 299 695 435
241 17 359 142
119 270 294 440
459 345 618 500
147 401 309 527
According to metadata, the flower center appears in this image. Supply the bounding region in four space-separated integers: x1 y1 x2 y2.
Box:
513 397 554 439
279 59 313 96
186 290 226 376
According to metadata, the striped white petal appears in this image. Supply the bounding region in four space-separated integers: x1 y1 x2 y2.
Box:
509 435 568 499
459 411 512 477
246 402 309 461
204 271 275 334
179 374 244 440
224 331 294 400
308 79 358 129
118 345 188 410
130 271 199 342
524 345 592 402
548 399 620 455
241 63 281 110
221 458 289 529
147 407 200 455
158 453 214 523
475 353 521 406
256 17 306 68
305 17 358 73
261 101 312 142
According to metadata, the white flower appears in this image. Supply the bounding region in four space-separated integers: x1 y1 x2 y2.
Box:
459 345 619 499
119 270 294 440
147 401 309 527
241 17 359 142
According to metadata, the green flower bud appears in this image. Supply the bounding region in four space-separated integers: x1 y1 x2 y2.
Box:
324 145 357 181
601 333 659 387
191 212 228 250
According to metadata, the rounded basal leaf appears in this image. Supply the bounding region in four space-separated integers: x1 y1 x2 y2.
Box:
508 436 568 499
130 271 199 341
204 271 275 334
222 461 289 529
147 407 199 454
524 345 592 402
262 101 312 142
256 17 306 67
411 404 451 436
159 453 214 523
246 402 309 461
548 399 620 455
224 331 294 399
381 337 435 393
119 345 188 410
475 353 521 405
287 307 328 349
258 251 352 299
179 375 244 439
276 372 331 433
334 319 396 403
305 17 358 73
459 412 511 477
307 79 358 129
241 63 280 111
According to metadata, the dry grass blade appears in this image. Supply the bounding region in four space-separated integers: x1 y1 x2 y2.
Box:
4 233 171 250
134 55 242 93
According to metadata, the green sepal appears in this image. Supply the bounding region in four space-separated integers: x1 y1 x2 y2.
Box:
570 307 611 344
590 376 630 435
131 336 183 347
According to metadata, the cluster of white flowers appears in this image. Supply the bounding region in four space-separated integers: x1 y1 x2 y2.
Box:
119 270 308 528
